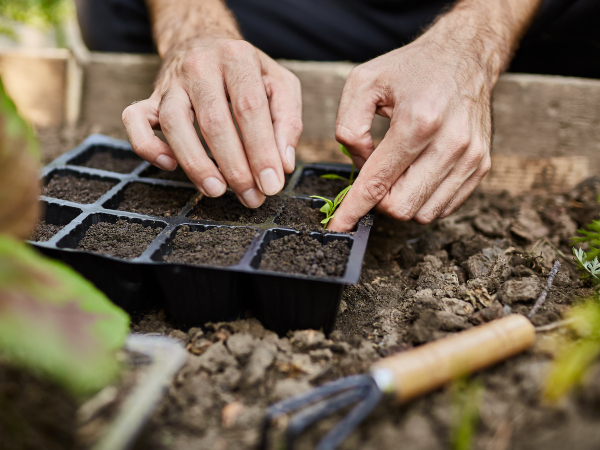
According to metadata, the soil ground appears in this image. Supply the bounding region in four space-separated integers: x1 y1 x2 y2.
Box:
29 220 63 242
142 166 192 183
77 220 162 259
78 151 142 174
43 174 115 204
0 363 77 450
295 173 350 198
127 179 600 450
116 183 196 217
165 226 258 267
276 198 325 232
260 232 350 278
188 191 283 224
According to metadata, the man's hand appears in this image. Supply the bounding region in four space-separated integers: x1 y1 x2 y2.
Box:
122 0 302 208
328 0 540 231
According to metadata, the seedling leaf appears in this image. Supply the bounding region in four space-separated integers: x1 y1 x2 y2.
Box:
339 144 351 158
320 174 350 183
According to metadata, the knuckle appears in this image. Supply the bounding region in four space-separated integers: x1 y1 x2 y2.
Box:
158 104 180 130
121 104 136 126
462 148 485 169
222 40 254 58
348 64 373 86
389 205 414 222
362 177 389 204
287 116 303 136
199 111 229 134
234 92 265 115
225 167 253 189
335 125 360 147
479 156 492 176
413 209 437 225
411 107 443 139
181 52 206 76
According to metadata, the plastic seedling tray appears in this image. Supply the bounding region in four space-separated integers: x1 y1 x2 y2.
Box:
30 134 373 334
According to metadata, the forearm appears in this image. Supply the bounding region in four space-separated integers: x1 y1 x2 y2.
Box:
423 0 542 83
146 0 241 57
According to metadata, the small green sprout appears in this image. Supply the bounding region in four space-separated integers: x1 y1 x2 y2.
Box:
573 247 600 282
310 184 352 228
320 144 356 185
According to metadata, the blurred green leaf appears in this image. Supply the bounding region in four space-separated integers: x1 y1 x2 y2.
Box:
339 144 351 158
0 0 72 33
320 174 350 183
451 378 483 450
0 236 130 396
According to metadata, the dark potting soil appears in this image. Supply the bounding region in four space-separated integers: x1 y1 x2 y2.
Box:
144 166 191 183
78 151 142 173
43 175 115 204
295 173 350 198
188 191 283 224
77 219 162 259
29 221 63 242
259 233 350 278
165 226 257 267
0 363 77 450
116 183 196 217
276 198 326 233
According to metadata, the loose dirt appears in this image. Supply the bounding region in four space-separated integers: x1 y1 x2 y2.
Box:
165 226 258 267
0 363 77 450
276 198 325 232
142 166 192 183
29 221 63 242
295 173 350 198
78 151 142 174
188 191 283 224
43 174 115 204
260 233 350 278
116 183 196 217
77 220 162 259
124 179 600 450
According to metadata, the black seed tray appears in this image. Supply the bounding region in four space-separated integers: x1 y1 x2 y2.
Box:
30 134 373 334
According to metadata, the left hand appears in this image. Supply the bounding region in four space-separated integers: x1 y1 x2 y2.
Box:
327 26 495 231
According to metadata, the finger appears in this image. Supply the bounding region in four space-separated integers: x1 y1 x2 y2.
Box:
158 86 227 198
327 108 441 232
222 41 284 195
376 124 472 223
412 144 486 224
262 58 303 174
188 62 265 208
438 153 492 218
335 65 382 168
122 98 178 171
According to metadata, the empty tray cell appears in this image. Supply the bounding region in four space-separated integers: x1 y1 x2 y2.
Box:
29 202 82 242
68 145 142 173
43 169 118 204
57 213 166 260
140 165 191 183
104 182 196 217
155 224 258 267
254 229 352 278
294 166 354 198
276 197 328 232
187 191 283 224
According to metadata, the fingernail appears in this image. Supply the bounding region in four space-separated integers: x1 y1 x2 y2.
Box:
202 177 226 197
286 145 296 170
258 168 282 195
240 188 264 208
155 154 177 171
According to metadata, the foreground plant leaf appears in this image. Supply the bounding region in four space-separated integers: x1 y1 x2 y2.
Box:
0 78 40 239
545 300 600 401
0 235 130 395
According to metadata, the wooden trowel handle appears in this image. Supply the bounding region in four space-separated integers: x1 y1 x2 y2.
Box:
371 314 535 402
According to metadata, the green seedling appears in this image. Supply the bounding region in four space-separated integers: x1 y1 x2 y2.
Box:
320 144 356 185
450 378 483 450
310 184 352 228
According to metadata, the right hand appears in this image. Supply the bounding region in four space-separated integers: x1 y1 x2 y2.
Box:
122 38 302 208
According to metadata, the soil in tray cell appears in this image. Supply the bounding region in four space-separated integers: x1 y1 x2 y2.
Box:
78 151 142 173
142 166 191 183
259 232 350 278
29 221 64 242
295 172 350 198
188 191 283 224
277 198 325 232
165 225 257 267
77 219 162 259
43 174 116 204
116 183 196 217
